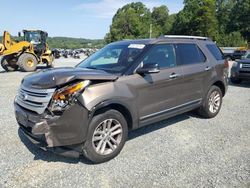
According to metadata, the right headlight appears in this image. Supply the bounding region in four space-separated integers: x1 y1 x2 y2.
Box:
50 80 90 112
53 80 90 101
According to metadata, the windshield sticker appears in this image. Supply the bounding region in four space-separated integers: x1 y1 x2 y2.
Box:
128 44 145 49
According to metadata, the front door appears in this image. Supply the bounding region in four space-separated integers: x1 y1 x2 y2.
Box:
130 44 183 125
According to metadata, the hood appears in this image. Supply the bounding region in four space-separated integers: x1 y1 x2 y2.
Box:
22 67 118 89
237 59 250 64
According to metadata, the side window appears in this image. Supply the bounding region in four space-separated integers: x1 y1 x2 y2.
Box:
142 44 176 69
176 44 206 65
206 44 224 60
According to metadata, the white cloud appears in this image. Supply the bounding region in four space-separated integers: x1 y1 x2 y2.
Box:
74 0 169 19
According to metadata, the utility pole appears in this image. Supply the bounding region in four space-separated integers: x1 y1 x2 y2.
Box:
149 24 152 38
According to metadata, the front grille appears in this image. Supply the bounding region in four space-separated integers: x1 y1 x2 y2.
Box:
16 86 55 114
242 64 250 69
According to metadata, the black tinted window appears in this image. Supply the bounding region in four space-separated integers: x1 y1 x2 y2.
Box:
177 44 206 65
143 44 176 69
207 44 224 60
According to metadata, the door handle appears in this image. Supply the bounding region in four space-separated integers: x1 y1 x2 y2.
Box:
205 66 212 71
169 73 181 79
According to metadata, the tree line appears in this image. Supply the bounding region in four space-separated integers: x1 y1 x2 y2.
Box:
105 0 250 47
0 36 104 49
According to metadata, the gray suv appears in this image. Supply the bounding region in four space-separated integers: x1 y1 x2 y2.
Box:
14 36 228 163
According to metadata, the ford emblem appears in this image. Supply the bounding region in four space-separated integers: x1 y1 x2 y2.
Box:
20 93 28 101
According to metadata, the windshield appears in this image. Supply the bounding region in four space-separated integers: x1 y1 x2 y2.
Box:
243 52 250 59
24 32 41 43
77 44 145 74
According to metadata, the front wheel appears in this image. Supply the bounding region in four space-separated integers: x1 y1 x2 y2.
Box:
197 86 222 118
83 109 128 163
18 53 38 72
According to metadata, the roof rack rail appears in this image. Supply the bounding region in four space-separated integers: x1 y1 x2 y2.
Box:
159 35 211 41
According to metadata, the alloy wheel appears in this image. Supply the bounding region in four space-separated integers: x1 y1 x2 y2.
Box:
92 119 123 155
208 91 221 113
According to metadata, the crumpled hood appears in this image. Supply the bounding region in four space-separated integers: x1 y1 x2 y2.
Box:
22 67 118 89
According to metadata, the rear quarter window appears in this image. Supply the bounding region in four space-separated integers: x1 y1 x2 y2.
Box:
176 43 206 65
206 44 224 60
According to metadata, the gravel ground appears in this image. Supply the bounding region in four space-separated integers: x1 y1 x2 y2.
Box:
0 58 249 188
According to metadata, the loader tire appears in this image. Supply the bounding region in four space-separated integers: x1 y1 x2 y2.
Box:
1 56 18 72
47 61 54 68
18 53 37 72
46 54 55 68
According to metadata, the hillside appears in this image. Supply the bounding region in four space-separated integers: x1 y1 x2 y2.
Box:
0 36 105 49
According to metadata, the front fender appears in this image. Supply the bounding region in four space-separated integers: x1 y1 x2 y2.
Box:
79 81 139 129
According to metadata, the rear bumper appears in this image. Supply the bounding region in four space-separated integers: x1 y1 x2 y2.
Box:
14 100 90 158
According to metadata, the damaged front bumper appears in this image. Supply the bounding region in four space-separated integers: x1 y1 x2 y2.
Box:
14 101 90 158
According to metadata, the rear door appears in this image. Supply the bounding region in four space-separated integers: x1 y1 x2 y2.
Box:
175 43 213 105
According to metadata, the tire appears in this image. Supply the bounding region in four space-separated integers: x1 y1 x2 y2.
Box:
47 63 54 68
197 86 223 118
48 54 55 68
18 53 37 72
230 77 242 84
83 109 128 163
46 55 55 68
1 56 18 72
46 61 54 68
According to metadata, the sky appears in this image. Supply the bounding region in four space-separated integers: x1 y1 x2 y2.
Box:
0 0 184 39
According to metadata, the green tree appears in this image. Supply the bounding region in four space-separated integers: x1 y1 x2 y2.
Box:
172 0 218 40
105 2 151 43
151 5 171 37
216 0 235 33
229 0 250 41
216 31 246 47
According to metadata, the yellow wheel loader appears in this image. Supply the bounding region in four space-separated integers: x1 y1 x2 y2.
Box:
0 30 54 72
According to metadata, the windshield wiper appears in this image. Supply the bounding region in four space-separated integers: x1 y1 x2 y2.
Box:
85 66 98 70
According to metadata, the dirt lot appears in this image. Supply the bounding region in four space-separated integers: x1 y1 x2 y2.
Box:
0 58 249 188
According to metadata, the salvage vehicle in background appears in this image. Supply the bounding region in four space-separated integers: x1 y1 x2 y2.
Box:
0 30 54 72
230 52 250 84
242 50 250 60
14 36 228 163
221 47 247 61
52 49 61 59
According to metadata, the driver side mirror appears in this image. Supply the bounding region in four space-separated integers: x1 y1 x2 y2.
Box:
18 32 21 37
136 63 160 74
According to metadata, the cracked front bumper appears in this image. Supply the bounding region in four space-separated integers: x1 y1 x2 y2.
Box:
14 101 90 158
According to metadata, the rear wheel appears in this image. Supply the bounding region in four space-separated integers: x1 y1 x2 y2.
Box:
1 56 19 72
18 53 37 72
197 86 222 118
46 56 55 68
47 62 54 68
83 109 128 163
